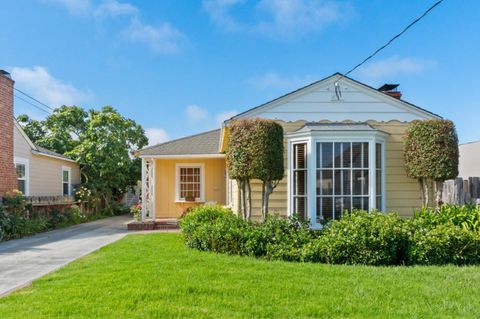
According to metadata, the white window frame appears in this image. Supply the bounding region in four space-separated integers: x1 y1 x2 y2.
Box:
175 163 205 202
14 157 30 196
62 166 72 196
287 130 387 228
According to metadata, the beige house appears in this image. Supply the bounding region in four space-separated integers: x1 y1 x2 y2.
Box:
13 120 81 197
139 73 440 227
458 141 480 178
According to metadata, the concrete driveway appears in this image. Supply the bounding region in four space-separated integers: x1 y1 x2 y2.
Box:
0 215 132 297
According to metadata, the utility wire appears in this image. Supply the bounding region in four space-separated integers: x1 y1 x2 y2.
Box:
14 94 51 114
335 0 444 97
14 87 54 111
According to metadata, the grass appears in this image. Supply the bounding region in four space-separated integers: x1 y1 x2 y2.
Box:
0 233 479 318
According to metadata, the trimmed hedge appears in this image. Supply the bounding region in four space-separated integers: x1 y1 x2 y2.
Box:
180 205 480 266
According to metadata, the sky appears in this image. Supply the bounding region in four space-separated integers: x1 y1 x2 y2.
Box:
1 0 479 145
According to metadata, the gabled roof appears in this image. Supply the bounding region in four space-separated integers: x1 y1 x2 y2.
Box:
14 120 76 163
139 129 222 157
227 72 441 122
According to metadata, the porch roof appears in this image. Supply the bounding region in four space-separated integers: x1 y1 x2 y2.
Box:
139 129 222 157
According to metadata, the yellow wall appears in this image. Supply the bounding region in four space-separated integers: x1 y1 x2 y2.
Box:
154 158 226 218
230 120 421 219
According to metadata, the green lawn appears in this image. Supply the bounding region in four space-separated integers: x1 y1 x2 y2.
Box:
1 233 479 318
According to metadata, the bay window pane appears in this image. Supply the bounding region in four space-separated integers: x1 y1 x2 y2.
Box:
322 197 333 220
376 143 382 169
363 142 369 168
352 142 362 168
376 196 382 211
294 197 307 220
334 170 341 195
342 170 351 195
334 143 342 168
321 143 333 168
342 143 351 168
294 144 306 169
321 170 333 195
293 171 307 195
376 169 382 196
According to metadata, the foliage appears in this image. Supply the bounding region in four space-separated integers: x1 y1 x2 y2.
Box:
226 120 257 219
2 190 28 216
302 211 412 265
75 186 99 210
1 234 479 319
413 204 480 233
181 204 480 266
226 118 285 220
404 119 459 206
248 119 284 220
131 203 142 221
17 106 148 200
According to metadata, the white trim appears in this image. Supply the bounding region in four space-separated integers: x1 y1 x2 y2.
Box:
150 158 156 220
139 154 225 159
287 130 387 228
14 157 30 196
61 166 72 196
175 163 205 202
32 150 77 163
231 74 440 121
141 158 147 221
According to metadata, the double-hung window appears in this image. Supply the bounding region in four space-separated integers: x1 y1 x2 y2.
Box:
176 164 204 202
14 158 29 196
292 143 308 219
62 167 71 196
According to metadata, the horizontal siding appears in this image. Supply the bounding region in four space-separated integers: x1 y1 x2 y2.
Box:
231 120 421 220
14 124 81 196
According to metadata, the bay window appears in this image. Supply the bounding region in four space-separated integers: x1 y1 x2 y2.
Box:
288 124 387 227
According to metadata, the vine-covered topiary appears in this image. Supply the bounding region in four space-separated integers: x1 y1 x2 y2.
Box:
404 119 459 206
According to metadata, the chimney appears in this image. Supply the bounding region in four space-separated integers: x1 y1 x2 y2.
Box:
378 83 402 99
0 70 19 195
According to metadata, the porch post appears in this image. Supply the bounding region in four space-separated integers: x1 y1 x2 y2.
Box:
149 158 156 221
141 157 147 221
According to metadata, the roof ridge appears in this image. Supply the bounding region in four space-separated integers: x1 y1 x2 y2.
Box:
140 128 221 152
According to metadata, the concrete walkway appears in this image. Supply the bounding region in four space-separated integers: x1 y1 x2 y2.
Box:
0 215 133 297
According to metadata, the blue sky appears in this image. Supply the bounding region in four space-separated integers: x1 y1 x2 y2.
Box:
1 0 479 144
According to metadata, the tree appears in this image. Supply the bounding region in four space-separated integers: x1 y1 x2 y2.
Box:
249 119 284 222
225 120 256 220
17 106 148 202
404 119 459 207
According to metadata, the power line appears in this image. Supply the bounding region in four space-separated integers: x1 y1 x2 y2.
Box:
14 94 51 115
336 0 444 92
14 87 54 111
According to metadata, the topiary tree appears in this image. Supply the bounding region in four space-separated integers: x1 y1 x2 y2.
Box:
404 119 459 207
226 120 256 220
249 119 284 222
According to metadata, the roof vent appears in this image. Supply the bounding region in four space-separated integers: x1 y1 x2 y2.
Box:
378 83 401 99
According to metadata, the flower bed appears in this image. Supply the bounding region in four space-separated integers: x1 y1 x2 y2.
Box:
180 205 480 266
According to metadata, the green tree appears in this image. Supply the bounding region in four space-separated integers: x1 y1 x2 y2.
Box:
404 119 459 207
226 120 256 220
249 119 284 222
17 106 148 202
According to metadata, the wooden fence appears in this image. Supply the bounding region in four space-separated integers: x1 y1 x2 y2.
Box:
442 177 480 205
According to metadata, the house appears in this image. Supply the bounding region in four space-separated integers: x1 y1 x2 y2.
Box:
458 141 480 178
138 73 440 227
0 70 81 197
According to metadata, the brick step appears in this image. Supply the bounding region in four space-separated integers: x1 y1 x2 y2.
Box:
154 224 180 230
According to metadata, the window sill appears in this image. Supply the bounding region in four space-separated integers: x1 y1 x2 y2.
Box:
175 200 205 204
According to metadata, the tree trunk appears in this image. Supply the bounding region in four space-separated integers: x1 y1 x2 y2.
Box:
434 180 444 207
239 180 246 219
261 182 266 223
419 179 425 207
246 179 252 220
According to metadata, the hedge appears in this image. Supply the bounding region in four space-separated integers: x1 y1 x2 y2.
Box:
180 205 480 266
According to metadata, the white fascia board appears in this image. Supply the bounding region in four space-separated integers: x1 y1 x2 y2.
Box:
286 130 389 141
139 154 225 159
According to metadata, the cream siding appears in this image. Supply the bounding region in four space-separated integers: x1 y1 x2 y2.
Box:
230 120 421 219
13 124 81 196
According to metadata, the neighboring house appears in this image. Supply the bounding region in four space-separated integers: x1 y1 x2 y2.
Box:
13 121 81 196
458 141 480 178
0 69 81 197
138 73 440 226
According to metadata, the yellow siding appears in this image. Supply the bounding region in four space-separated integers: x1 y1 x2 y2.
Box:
154 158 226 218
230 120 421 219
14 124 81 196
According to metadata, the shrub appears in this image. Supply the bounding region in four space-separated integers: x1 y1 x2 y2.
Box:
181 205 480 266
302 211 412 265
413 205 480 233
409 222 480 265
131 203 142 221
